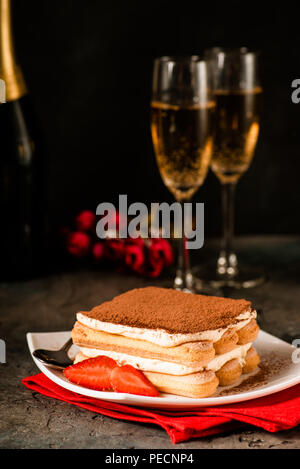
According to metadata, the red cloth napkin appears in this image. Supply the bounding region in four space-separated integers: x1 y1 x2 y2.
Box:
22 373 300 444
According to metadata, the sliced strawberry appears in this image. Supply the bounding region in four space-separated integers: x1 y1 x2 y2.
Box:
64 356 117 391
110 364 160 397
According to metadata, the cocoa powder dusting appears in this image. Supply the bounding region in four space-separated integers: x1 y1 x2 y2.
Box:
81 287 251 333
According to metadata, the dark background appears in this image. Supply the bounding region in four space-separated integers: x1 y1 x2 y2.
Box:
12 0 300 238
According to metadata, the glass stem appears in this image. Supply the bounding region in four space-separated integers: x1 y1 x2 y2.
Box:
174 200 194 292
218 182 238 277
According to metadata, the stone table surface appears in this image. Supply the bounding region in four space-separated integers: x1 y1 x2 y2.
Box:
1 236 300 449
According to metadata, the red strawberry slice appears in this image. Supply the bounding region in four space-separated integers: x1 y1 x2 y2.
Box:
64 356 117 391
110 364 160 397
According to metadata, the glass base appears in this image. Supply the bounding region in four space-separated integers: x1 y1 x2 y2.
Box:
194 264 267 290
173 270 195 293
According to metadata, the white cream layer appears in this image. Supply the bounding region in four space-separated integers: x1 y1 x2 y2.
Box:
79 343 252 376
77 309 256 347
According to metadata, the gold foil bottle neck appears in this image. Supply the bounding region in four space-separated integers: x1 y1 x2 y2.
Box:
0 0 27 101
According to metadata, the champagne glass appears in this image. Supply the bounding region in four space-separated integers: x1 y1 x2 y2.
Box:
203 48 264 288
151 56 215 292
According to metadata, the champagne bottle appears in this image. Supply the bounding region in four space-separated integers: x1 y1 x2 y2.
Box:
0 0 45 280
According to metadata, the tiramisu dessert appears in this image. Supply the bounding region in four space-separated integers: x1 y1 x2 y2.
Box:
65 287 260 398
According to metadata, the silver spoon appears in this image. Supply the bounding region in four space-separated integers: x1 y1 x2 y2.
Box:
33 338 73 369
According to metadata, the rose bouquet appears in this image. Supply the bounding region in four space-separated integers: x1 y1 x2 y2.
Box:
61 210 173 278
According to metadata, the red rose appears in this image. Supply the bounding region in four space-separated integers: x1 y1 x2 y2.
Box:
75 210 96 232
125 237 145 248
92 242 104 261
147 238 174 277
66 231 91 258
124 242 145 274
149 238 173 264
147 253 164 277
104 238 125 262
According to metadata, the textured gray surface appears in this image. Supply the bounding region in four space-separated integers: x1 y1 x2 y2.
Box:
1 236 300 449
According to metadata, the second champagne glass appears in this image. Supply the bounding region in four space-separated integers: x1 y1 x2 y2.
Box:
204 48 264 288
151 56 215 292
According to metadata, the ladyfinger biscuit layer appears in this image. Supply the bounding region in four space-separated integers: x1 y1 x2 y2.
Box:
72 321 215 366
76 342 252 375
144 370 219 398
214 319 259 354
237 319 260 345
72 319 259 365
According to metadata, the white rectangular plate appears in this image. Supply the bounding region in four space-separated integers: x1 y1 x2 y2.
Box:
26 330 300 409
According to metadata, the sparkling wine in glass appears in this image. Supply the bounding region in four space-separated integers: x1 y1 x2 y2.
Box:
151 56 215 291
204 48 264 288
